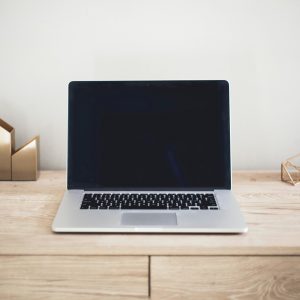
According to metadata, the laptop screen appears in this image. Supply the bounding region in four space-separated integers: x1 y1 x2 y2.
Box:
68 81 231 190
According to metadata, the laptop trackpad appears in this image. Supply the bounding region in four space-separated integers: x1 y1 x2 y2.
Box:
121 213 177 226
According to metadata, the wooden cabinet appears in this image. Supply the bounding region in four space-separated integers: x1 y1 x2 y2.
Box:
0 256 149 299
0 171 300 299
151 256 300 299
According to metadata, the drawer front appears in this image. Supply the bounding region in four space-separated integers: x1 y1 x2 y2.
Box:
151 256 300 299
0 255 149 299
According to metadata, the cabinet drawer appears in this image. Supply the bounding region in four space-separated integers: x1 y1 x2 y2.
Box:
0 255 149 299
151 256 300 299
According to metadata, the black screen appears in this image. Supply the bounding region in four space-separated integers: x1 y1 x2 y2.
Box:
68 81 231 190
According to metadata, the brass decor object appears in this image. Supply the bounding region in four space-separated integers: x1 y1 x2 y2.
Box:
0 118 39 181
281 153 300 186
0 119 15 180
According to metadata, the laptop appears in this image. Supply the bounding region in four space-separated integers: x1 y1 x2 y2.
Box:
52 80 247 233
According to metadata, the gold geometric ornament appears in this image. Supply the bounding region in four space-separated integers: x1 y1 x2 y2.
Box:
0 119 15 180
281 153 300 186
0 118 39 181
12 136 39 180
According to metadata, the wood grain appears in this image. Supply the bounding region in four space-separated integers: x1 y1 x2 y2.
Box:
151 256 300 300
0 171 299 256
0 171 299 299
0 256 148 300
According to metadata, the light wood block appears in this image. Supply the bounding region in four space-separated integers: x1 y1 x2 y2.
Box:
0 171 299 256
0 171 300 299
0 256 149 299
151 256 300 299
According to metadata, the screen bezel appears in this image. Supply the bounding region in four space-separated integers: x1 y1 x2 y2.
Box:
67 80 231 191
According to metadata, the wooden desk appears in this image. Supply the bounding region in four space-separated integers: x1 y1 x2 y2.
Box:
0 171 300 299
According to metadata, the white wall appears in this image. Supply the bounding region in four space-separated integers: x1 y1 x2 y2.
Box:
1 0 300 170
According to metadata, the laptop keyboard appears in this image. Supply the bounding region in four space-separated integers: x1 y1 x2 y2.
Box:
80 193 219 210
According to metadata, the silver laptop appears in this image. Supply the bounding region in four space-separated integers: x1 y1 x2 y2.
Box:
52 80 247 233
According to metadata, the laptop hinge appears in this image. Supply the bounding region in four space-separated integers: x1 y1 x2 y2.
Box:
83 188 215 192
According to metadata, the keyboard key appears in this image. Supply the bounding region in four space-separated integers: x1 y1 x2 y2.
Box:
80 193 218 210
80 204 89 209
89 205 98 209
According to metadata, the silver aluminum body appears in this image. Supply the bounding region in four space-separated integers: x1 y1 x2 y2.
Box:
52 189 247 233
53 81 247 233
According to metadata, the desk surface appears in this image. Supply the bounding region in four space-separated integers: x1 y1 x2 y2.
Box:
0 171 299 256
